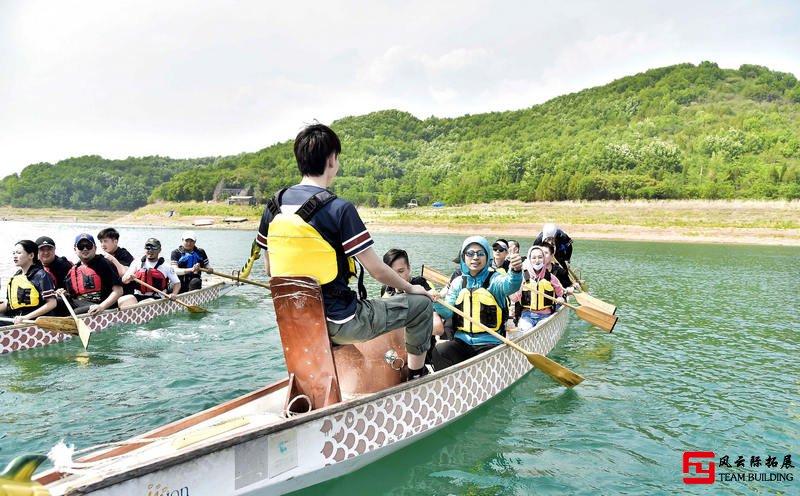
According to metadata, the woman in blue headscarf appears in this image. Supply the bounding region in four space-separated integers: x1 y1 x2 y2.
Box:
431 236 522 370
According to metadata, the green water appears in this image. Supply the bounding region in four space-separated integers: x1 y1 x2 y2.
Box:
1 222 798 495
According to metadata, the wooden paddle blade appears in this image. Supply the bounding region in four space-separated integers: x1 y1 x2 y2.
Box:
421 265 451 287
186 305 208 313
526 352 584 388
32 317 79 335
574 304 618 333
573 291 617 315
77 320 92 349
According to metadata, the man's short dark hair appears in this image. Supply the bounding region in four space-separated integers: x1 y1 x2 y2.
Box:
97 227 120 240
294 123 341 177
383 248 409 267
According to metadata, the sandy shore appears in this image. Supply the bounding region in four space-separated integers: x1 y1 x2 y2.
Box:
2 200 799 246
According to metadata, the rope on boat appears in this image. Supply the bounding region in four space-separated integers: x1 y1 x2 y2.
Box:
284 394 312 417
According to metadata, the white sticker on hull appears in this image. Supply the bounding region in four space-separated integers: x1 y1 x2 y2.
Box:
268 429 298 478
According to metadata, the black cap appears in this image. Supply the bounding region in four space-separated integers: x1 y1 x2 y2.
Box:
36 236 56 248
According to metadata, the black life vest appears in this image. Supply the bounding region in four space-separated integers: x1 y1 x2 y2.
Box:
134 257 168 293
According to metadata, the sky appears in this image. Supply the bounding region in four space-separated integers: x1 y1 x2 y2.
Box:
1 0 798 177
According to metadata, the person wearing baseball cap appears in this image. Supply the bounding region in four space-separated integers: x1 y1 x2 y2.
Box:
36 236 74 292
64 232 123 315
491 238 511 273
118 237 181 308
170 231 211 293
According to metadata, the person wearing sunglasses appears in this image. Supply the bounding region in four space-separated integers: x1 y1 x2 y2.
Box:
431 235 523 370
63 233 123 315
118 238 181 309
490 239 511 273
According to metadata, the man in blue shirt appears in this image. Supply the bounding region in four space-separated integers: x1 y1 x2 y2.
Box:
256 124 435 379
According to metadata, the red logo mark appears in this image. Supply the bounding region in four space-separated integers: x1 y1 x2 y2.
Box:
683 451 716 484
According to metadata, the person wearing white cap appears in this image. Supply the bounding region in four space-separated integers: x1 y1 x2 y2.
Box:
533 223 573 267
491 239 510 272
170 231 211 293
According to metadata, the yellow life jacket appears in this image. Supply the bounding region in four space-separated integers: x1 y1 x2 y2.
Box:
7 272 41 310
452 272 506 333
266 188 366 298
520 271 555 311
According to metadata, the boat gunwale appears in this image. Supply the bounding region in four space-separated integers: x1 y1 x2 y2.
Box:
0 281 235 354
40 307 568 493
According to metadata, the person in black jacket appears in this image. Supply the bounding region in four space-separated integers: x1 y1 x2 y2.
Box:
534 223 573 267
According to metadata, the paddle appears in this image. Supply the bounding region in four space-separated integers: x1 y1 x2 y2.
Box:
59 292 92 349
199 268 271 290
566 263 588 292
558 262 616 314
238 240 262 278
429 283 584 388
129 277 207 313
0 315 78 335
421 265 451 287
573 291 617 315
527 284 617 333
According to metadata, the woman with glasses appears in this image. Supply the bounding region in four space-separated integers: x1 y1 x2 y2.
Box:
431 236 523 370
0 239 58 324
117 238 182 309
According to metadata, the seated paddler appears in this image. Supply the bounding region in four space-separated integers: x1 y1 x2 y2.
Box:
431 236 522 370
0 240 58 324
255 123 436 380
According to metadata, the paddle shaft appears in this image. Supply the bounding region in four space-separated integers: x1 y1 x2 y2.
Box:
528 284 616 332
566 264 588 291
130 277 199 311
200 268 271 290
58 292 92 348
431 286 583 388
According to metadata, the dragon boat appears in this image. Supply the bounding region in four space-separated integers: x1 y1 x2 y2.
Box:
0 280 236 354
1 275 574 495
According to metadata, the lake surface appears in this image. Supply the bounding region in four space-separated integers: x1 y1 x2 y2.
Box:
1 221 798 495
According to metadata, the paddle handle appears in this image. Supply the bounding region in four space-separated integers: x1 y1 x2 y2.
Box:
200 267 271 290
527 283 576 311
130 277 190 309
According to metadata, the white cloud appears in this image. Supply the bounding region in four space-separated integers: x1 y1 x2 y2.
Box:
1 0 799 175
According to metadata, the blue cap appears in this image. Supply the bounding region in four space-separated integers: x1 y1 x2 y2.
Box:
74 233 96 247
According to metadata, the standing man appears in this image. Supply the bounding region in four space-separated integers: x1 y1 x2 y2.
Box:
97 227 135 295
118 238 181 308
534 223 573 267
170 231 211 293
64 233 123 315
255 123 435 380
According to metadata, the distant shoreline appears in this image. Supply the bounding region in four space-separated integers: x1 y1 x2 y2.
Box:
1 199 799 246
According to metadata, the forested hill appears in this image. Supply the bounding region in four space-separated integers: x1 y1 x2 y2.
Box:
2 61 799 210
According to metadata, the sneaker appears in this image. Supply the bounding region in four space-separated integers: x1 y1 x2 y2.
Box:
407 365 430 381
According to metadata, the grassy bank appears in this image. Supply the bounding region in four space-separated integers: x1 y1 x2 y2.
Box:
2 200 799 245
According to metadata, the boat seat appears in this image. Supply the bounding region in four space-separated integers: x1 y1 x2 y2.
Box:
271 276 342 414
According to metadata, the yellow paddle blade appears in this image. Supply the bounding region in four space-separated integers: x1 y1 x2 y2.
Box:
239 240 262 278
574 304 618 333
573 291 617 315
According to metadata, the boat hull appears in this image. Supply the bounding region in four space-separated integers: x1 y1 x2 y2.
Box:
42 308 569 495
0 282 234 354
